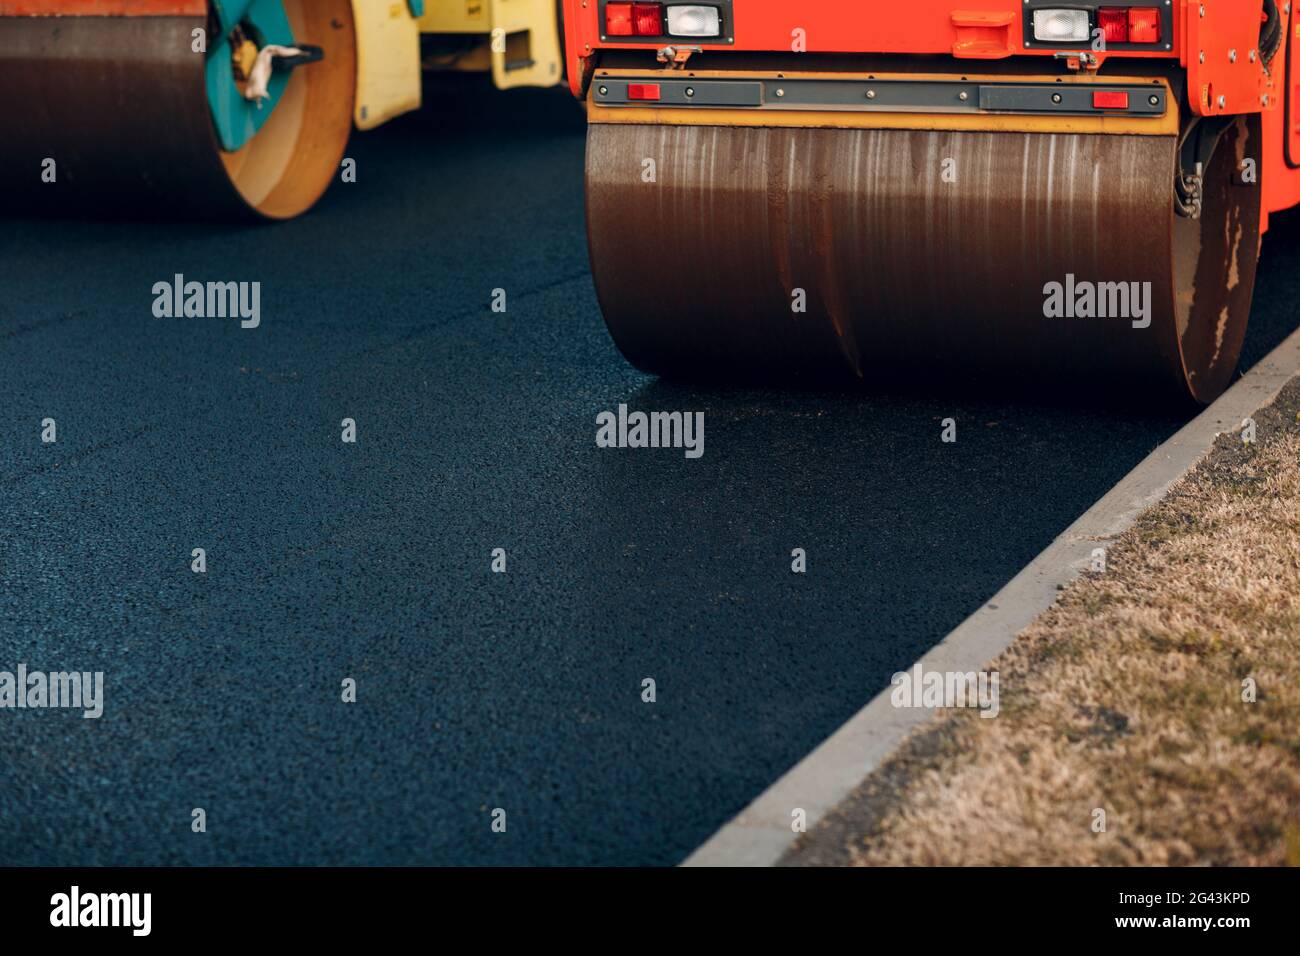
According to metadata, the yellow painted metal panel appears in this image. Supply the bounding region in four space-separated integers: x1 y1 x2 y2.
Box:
488 0 562 89
419 0 489 33
352 0 422 130
419 0 562 89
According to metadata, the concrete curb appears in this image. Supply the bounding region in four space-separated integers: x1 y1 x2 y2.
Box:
682 327 1300 867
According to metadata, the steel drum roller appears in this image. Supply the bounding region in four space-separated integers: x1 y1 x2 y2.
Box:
586 116 1260 402
0 1 356 219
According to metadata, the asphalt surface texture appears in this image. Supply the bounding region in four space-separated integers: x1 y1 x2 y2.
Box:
2 80 1298 866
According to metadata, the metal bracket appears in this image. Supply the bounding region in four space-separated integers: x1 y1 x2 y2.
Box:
657 45 702 69
1052 51 1099 72
1175 116 1233 218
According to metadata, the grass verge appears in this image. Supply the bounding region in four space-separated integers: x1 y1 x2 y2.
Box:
783 379 1300 866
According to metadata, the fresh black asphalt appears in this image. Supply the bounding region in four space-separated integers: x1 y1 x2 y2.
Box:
1 81 1297 865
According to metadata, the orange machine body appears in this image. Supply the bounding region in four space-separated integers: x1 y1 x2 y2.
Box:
564 0 1300 230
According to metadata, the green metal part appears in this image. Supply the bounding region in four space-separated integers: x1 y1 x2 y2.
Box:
206 0 295 152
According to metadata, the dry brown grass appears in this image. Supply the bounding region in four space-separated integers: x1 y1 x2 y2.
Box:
788 384 1300 867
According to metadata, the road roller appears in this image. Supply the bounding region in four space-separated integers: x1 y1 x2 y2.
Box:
0 0 564 218
567 1 1300 402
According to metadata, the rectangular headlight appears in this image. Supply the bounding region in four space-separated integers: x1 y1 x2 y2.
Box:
667 5 721 37
1032 9 1090 43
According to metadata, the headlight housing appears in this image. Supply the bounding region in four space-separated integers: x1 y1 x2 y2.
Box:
667 5 721 38
1032 9 1090 43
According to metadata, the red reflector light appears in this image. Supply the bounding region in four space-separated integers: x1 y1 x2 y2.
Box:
605 2 633 36
632 2 663 36
1097 7 1128 43
627 83 661 101
1093 90 1129 109
1128 7 1161 43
